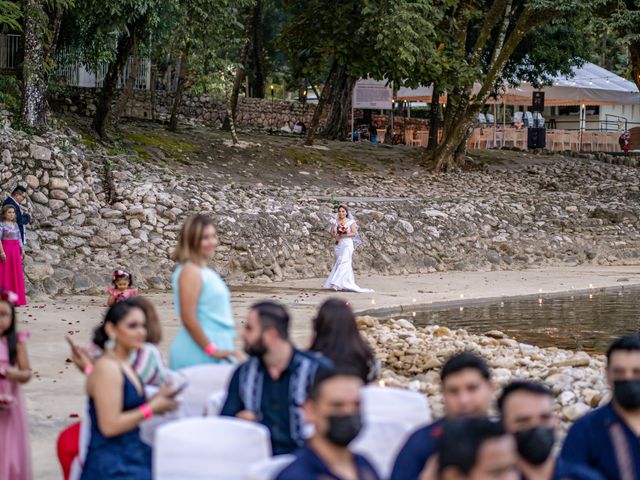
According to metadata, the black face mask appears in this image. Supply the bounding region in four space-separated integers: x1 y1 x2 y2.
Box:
325 414 362 447
614 380 640 411
514 427 555 465
244 336 267 358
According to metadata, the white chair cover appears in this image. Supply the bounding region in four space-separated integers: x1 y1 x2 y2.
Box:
350 419 414 480
243 455 296 480
361 385 431 430
175 364 235 417
205 390 228 416
154 417 272 480
68 401 92 480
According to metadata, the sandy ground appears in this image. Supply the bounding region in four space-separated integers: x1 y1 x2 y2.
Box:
22 265 640 479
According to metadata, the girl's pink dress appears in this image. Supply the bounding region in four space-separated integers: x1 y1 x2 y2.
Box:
0 223 26 306
107 287 138 302
0 331 31 480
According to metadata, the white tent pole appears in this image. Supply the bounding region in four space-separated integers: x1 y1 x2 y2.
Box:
493 102 497 147
579 103 586 151
502 99 506 148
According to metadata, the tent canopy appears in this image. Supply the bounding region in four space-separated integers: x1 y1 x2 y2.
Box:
395 62 640 106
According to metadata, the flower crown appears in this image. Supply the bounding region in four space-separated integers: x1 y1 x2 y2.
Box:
0 289 19 305
113 269 131 280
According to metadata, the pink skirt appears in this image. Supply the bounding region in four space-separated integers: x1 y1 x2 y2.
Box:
0 240 26 306
0 378 31 480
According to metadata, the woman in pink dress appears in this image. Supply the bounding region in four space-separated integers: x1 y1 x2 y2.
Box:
0 205 26 306
0 288 32 479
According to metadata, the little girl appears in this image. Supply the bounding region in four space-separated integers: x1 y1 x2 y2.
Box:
0 288 32 480
107 269 138 306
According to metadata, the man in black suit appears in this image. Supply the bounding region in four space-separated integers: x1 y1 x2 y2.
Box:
3 185 31 245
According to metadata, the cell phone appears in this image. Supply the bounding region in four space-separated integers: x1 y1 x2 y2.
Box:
168 382 189 398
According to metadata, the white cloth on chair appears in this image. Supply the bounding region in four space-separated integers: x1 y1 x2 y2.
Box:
350 419 414 479
175 364 235 417
154 417 271 480
244 455 296 480
361 385 432 430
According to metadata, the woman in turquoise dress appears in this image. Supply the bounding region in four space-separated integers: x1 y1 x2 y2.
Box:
169 215 238 369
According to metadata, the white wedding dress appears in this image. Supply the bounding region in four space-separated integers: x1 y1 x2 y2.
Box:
323 218 374 293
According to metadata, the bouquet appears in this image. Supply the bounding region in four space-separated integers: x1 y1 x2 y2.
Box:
335 224 348 244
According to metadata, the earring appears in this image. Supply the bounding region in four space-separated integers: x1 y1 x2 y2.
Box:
105 335 116 351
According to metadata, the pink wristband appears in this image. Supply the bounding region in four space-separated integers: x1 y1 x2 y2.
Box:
204 343 217 356
84 364 94 376
139 403 153 420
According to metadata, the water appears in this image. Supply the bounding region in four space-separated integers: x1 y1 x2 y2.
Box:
373 287 640 353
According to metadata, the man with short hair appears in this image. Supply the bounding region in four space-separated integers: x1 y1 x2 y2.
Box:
3 185 31 245
498 380 559 480
558 335 640 479
276 370 380 480
221 301 331 455
390 352 495 480
438 417 519 480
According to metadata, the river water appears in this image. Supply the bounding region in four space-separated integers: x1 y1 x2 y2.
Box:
372 286 640 353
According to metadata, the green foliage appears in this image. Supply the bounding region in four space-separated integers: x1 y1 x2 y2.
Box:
0 75 21 116
0 0 21 31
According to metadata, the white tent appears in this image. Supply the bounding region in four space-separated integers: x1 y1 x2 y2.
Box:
395 62 640 107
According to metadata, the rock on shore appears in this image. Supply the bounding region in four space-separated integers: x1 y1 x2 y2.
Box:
358 316 608 427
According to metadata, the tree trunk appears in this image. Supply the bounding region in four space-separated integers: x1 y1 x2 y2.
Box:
320 65 356 141
248 0 265 98
222 40 250 131
224 67 240 145
432 102 480 171
20 0 48 131
305 61 338 146
93 16 146 137
630 41 640 93
168 45 189 132
427 83 441 151
112 56 141 125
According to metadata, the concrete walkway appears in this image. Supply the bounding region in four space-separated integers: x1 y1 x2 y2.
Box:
24 265 640 478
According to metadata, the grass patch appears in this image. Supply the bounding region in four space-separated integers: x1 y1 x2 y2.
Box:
124 130 199 160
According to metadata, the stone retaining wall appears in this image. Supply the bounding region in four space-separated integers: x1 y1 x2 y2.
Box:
54 87 323 130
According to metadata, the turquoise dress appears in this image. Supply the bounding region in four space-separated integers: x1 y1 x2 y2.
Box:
169 264 237 369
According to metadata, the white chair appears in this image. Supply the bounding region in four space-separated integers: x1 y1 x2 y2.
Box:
361 385 432 430
154 417 271 480
350 419 414 479
205 390 228 416
244 455 296 480
176 364 235 417
69 402 92 480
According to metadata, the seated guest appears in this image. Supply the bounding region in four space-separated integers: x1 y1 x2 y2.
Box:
390 352 494 480
498 380 559 480
275 370 380 480
558 335 640 479
221 301 331 455
309 298 378 383
80 300 177 480
437 417 519 480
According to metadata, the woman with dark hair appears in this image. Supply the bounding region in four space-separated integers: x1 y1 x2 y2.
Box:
169 214 237 369
309 298 378 383
0 289 31 479
323 205 373 292
80 299 177 480
0 205 26 306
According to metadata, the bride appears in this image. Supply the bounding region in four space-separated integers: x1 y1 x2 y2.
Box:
323 205 373 293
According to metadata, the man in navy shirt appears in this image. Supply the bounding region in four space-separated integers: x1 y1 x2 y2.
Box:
3 185 31 245
276 370 380 480
221 301 330 455
498 380 563 480
390 352 495 480
558 335 640 480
